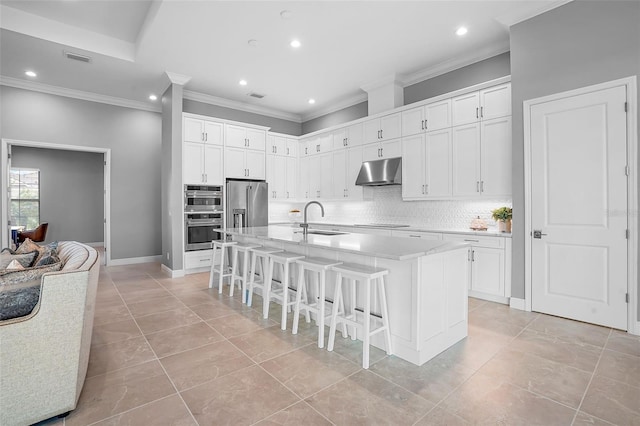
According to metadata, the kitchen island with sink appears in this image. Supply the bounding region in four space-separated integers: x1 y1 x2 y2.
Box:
224 225 470 366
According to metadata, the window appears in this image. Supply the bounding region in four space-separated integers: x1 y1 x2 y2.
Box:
10 168 40 229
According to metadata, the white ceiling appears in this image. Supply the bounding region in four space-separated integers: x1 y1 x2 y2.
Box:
0 0 569 122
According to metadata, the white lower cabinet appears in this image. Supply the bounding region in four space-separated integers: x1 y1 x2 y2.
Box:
391 230 442 240
184 250 213 270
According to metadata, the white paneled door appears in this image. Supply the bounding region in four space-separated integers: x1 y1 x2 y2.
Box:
530 85 628 330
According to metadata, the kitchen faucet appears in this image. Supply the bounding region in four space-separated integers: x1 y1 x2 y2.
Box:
300 201 324 237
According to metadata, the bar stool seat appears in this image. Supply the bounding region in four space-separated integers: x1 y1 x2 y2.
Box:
327 262 392 369
264 251 305 330
292 257 343 348
209 239 237 294
247 246 283 310
229 242 261 303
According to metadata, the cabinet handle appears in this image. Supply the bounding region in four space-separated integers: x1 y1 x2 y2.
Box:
409 235 421 238
480 106 484 118
476 108 479 119
287 191 289 198
468 249 471 261
380 129 383 139
421 120 424 130
464 239 479 242
425 184 428 194
425 119 427 130
202 173 204 182
287 148 290 155
305 147 308 155
205 133 208 142
380 148 383 157
202 132 205 142
316 144 320 152
476 181 480 192
204 174 207 182
480 181 484 192
421 184 424 194
471 250 475 262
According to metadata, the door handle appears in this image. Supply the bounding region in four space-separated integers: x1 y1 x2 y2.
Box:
533 230 548 239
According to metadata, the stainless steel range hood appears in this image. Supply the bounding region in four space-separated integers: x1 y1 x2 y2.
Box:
355 157 402 186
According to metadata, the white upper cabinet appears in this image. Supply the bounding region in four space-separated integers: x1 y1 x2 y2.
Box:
184 118 223 145
364 112 401 144
225 147 265 180
332 146 364 200
363 138 402 162
452 83 511 126
267 135 299 156
333 122 364 149
308 153 333 199
452 123 482 196
401 99 451 136
226 124 266 150
402 129 452 200
306 133 333 155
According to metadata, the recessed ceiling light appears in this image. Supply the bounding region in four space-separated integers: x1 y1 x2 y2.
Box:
25 70 37 77
456 27 468 36
239 79 248 86
149 94 157 101
290 39 301 48
248 39 258 47
280 10 293 19
308 98 316 104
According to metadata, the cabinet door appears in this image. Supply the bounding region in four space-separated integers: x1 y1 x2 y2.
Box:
471 247 505 297
246 128 266 151
298 156 310 199
452 92 480 126
346 146 363 200
184 141 204 184
380 138 401 159
226 125 247 148
184 118 204 143
401 134 425 199
308 155 322 198
401 106 425 137
332 150 346 198
203 144 223 185
204 121 223 145
224 147 246 178
363 119 382 144
380 112 401 141
319 133 333 153
285 157 297 199
480 117 511 197
346 122 364 147
425 99 451 131
267 155 286 198
333 128 347 150
246 150 265 179
319 153 333 199
480 84 511 120
266 155 277 198
452 124 481 197
425 128 452 198
285 139 298 157
362 142 381 161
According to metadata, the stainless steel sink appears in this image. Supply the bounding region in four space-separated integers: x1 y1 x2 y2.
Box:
306 230 348 236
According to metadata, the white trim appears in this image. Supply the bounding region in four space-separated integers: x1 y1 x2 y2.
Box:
301 92 369 123
509 297 526 311
493 0 573 27
84 242 104 247
182 112 270 132
1 138 112 266
165 71 192 86
161 263 185 278
183 90 301 123
109 255 163 266
523 76 638 334
0 76 161 113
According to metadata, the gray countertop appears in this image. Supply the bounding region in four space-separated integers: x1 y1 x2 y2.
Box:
224 225 468 261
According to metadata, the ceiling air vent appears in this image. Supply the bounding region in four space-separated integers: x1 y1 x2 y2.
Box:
248 92 265 99
64 51 92 63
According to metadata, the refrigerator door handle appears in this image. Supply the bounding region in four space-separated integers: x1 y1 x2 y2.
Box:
245 185 252 227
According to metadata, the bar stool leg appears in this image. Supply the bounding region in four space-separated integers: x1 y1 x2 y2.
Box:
241 251 250 303
218 246 226 294
292 263 304 335
378 276 393 355
208 244 219 289
247 253 258 307
363 277 371 369
263 257 274 319
350 278 357 340
327 272 343 352
229 248 239 297
318 269 326 348
281 263 289 330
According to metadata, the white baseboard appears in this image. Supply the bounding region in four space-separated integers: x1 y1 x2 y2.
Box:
509 297 526 311
631 321 640 336
109 255 163 266
161 263 185 278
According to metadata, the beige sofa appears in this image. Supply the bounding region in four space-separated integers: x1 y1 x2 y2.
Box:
0 241 100 426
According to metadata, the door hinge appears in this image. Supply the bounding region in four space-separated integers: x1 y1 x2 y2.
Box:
626 229 630 239
104 218 107 224
625 293 629 303
7 152 11 159
104 160 107 166
624 102 628 112
625 165 630 176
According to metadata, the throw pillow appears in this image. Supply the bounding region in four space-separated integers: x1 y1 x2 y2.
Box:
5 259 25 271
0 250 38 270
15 239 60 267
15 238 41 255
0 262 63 286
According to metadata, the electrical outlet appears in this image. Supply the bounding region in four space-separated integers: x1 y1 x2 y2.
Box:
166 252 170 260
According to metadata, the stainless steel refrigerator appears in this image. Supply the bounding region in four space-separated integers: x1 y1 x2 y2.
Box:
226 179 268 229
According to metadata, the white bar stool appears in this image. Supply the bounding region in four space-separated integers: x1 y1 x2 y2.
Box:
247 246 283 309
292 257 344 348
264 251 305 330
208 239 237 294
327 263 392 369
229 242 261 303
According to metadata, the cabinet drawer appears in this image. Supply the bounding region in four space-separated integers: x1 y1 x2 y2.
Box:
392 230 442 240
442 233 505 248
184 250 213 269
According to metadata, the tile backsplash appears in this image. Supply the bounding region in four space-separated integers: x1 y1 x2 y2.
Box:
269 186 512 231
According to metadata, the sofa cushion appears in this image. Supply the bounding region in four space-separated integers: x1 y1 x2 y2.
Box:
16 239 59 267
0 250 38 270
0 279 41 321
0 262 63 285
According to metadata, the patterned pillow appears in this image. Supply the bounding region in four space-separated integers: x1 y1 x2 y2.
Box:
15 238 41 254
0 280 42 320
5 259 26 271
0 262 63 286
0 250 38 270
15 239 59 267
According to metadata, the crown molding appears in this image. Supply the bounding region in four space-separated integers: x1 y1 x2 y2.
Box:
0 76 161 113
494 0 573 27
402 41 510 88
165 71 192 86
360 73 406 93
300 92 368 123
183 90 302 123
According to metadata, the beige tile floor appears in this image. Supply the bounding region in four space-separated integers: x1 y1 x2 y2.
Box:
41 262 640 426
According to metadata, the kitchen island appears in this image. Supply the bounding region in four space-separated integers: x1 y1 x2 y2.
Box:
224 225 470 366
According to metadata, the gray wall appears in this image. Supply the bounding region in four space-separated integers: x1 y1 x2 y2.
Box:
11 146 104 245
183 99 302 136
302 102 368 134
0 86 162 260
404 52 511 105
510 0 640 319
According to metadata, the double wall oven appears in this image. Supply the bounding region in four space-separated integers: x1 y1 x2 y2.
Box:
184 185 223 251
